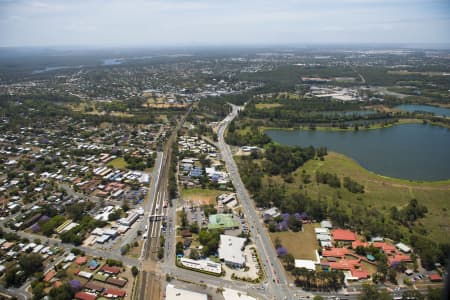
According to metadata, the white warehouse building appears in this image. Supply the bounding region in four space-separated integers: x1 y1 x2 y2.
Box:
218 235 246 268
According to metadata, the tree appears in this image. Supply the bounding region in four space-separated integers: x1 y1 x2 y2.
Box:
49 283 74 300
121 201 130 212
176 242 184 255
388 268 397 284
32 282 45 300
283 253 295 271
131 266 139 277
426 287 443 300
189 222 199 234
343 177 364 193
399 198 428 225
359 283 392 300
19 253 43 275
189 249 200 260
274 237 282 248
376 255 388 282
157 247 164 259
313 296 324 300
108 209 123 221
287 215 302 232
180 209 188 228
66 203 85 221
5 267 26 287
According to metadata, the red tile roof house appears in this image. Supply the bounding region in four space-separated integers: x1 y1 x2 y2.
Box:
428 274 443 282
388 254 411 266
327 259 370 280
44 270 56 282
76 256 88 265
322 248 349 258
350 268 370 280
104 288 126 298
332 229 357 242
352 240 369 249
373 242 396 254
101 266 121 275
329 259 360 271
75 291 97 300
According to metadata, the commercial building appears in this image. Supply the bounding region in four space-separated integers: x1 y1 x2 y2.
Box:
179 257 222 274
118 212 139 226
165 284 208 300
223 288 256 300
294 259 316 271
218 234 246 268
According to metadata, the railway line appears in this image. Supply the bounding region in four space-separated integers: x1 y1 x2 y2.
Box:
137 107 191 300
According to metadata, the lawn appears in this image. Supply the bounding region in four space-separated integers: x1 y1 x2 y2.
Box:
283 152 450 243
269 223 318 260
108 157 128 169
255 103 283 109
127 240 143 258
180 188 223 205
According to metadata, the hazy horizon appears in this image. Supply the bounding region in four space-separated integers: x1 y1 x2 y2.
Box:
1 0 449 48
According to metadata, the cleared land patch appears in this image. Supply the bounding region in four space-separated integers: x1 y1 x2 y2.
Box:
255 103 283 109
108 157 128 169
269 223 318 260
180 188 222 205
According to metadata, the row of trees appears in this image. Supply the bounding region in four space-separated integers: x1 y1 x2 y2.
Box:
316 172 341 188
168 142 178 200
5 253 43 287
343 176 364 193
292 268 345 291
123 152 155 170
226 123 271 147
263 143 316 175
391 198 428 226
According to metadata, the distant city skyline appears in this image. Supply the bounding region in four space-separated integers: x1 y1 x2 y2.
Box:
0 0 449 47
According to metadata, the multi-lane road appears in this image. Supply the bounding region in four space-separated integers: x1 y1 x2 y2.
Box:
216 104 297 300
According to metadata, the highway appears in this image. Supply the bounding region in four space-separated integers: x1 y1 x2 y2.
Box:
216 103 297 300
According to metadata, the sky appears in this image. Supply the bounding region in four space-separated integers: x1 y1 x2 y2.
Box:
0 0 449 47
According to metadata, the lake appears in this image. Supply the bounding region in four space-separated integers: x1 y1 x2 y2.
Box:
32 65 83 74
102 58 122 65
395 104 450 117
266 124 450 181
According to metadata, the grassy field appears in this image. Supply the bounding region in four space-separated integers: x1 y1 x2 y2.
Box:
108 157 128 169
277 92 301 100
255 103 283 109
180 188 223 205
278 152 450 243
269 224 318 260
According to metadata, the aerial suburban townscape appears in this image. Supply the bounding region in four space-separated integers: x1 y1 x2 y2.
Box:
0 1 449 300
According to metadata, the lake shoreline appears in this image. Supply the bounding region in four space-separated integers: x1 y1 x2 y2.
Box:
325 151 450 185
265 123 450 181
260 118 429 133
